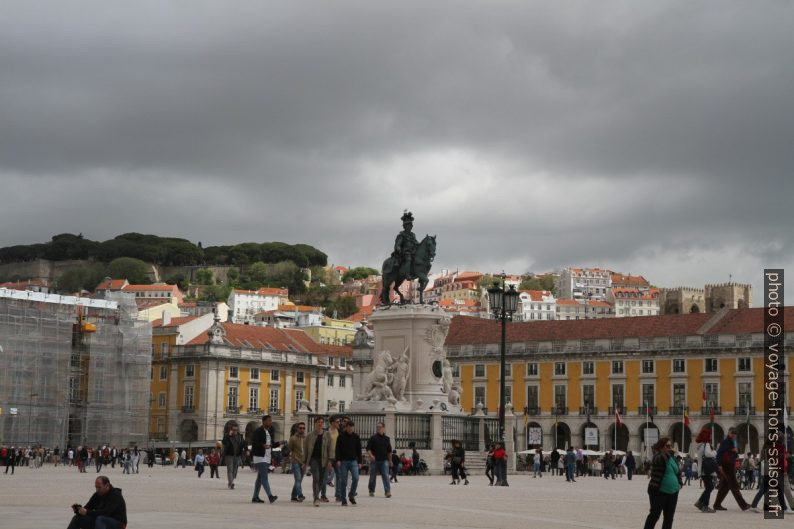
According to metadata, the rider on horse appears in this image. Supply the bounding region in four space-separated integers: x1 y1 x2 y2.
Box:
391 210 418 278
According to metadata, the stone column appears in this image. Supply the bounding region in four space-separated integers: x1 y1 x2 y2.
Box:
429 413 444 474
384 411 396 441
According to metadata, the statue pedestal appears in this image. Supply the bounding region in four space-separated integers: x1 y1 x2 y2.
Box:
350 304 463 414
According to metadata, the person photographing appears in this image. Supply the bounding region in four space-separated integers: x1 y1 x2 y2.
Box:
67 476 126 529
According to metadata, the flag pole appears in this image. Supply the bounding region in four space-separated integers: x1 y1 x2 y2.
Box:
681 406 685 454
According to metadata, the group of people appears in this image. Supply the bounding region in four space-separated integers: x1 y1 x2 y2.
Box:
644 426 790 529
526 447 637 481
221 414 397 508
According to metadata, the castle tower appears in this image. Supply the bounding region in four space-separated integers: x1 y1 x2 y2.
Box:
659 287 706 315
705 282 752 312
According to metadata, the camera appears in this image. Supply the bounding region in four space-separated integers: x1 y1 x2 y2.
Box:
71 504 81 514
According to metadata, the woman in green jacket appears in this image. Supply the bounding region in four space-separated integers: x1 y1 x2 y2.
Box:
644 437 682 529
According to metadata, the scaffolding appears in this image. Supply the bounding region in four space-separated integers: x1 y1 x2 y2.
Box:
0 288 151 448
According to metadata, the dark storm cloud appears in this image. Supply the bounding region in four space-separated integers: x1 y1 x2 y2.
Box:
1 1 792 300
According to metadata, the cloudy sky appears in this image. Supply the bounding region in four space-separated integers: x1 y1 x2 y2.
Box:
1 1 792 302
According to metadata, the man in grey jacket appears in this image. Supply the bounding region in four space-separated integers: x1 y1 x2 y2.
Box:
303 417 333 507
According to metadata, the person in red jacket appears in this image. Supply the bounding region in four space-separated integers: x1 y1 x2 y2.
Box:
208 448 221 479
492 443 508 486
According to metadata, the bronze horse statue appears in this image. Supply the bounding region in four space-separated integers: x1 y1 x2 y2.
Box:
380 235 436 305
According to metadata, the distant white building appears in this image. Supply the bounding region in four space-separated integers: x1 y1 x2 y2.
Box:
517 290 556 321
227 288 289 324
254 305 324 328
609 287 661 317
557 267 611 300
321 347 355 414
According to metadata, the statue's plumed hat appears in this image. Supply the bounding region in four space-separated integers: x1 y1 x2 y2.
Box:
401 210 414 223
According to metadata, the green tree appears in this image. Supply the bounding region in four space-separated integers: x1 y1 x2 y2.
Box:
198 284 232 302
324 296 358 319
56 263 107 293
341 266 379 283
519 274 557 295
165 273 188 290
107 257 150 284
196 268 215 285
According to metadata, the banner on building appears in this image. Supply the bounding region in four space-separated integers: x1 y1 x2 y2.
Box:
527 427 542 445
585 427 599 446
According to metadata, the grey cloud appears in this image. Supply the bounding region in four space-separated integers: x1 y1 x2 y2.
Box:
1 1 792 301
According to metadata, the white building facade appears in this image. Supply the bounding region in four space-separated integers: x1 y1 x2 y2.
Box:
557 267 611 300
227 288 289 324
517 290 556 321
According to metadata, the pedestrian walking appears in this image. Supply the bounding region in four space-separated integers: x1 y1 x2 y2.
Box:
565 447 576 482
626 451 636 480
208 448 220 479
335 420 362 506
288 422 306 502
712 427 750 511
3 446 15 475
448 440 468 485
324 417 341 502
251 414 279 504
194 449 205 478
643 437 681 529
222 422 245 489
95 446 103 473
550 448 560 476
366 422 393 498
304 416 332 507
485 445 495 484
532 448 542 478
492 442 508 486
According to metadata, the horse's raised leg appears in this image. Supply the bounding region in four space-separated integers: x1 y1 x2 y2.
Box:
393 278 405 304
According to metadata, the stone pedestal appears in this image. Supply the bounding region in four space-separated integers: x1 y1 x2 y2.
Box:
350 304 462 414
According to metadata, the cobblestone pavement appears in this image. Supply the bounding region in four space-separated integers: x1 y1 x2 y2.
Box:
0 466 786 528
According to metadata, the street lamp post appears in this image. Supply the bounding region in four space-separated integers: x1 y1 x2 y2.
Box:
487 276 519 444
27 392 39 445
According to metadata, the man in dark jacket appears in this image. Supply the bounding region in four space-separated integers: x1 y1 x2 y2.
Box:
366 422 393 497
336 421 362 505
222 422 245 489
67 476 126 529
713 427 749 511
251 414 280 504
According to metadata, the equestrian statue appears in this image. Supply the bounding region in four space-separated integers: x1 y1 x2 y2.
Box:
380 211 436 305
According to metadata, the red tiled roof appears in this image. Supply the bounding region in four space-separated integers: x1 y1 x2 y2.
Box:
611 287 659 300
556 299 580 306
520 290 554 302
135 298 174 310
278 304 321 313
347 305 375 322
445 311 716 345
152 315 201 328
0 278 50 290
316 344 353 357
123 283 179 292
96 279 128 291
232 287 289 296
586 300 613 308
611 274 650 287
186 323 350 356
706 307 794 334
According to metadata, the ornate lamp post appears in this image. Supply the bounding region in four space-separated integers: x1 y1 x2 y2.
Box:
487 276 519 443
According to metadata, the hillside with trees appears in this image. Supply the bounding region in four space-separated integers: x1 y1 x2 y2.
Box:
0 233 327 267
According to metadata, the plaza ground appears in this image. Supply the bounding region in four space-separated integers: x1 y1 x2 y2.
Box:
0 464 787 529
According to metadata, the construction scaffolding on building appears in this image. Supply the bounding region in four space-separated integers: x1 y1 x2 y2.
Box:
0 288 151 448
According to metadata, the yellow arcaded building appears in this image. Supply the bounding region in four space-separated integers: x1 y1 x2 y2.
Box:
150 315 351 443
445 307 793 454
